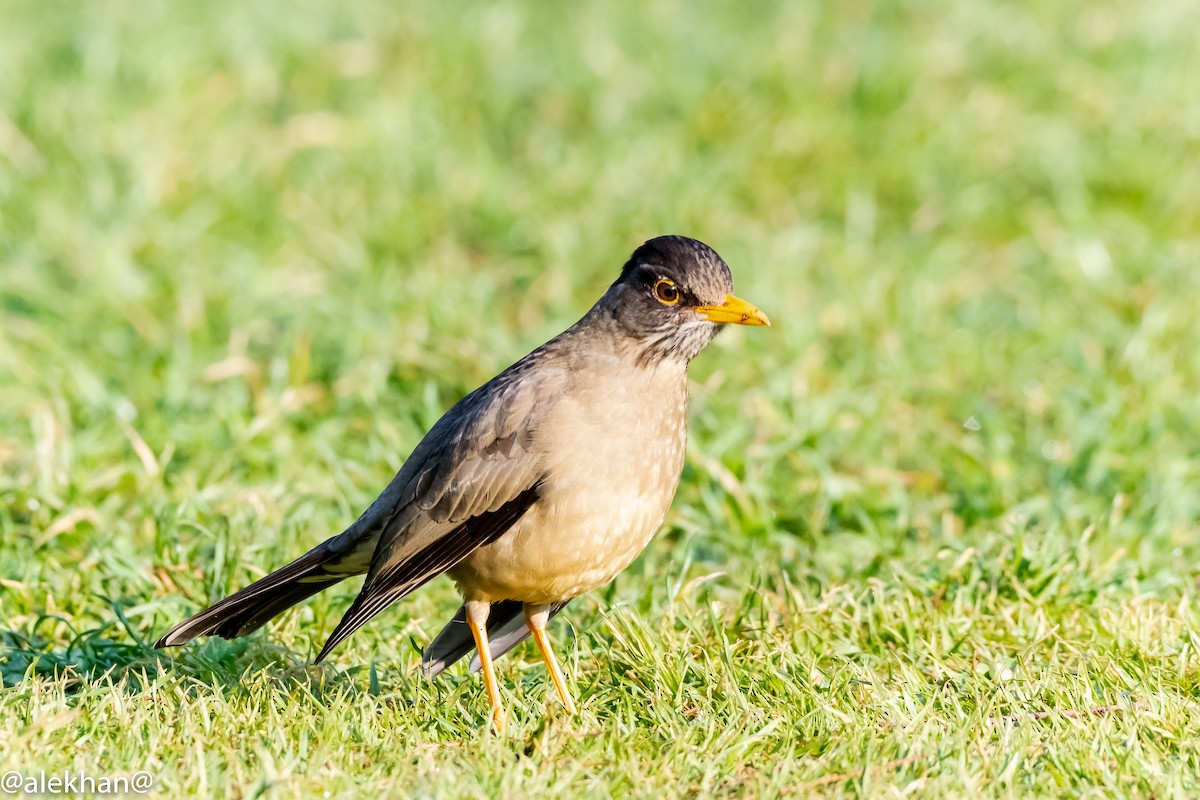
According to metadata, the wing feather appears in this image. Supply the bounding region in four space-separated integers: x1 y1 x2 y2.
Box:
312 360 568 660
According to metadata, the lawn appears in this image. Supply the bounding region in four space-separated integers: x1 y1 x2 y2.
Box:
2 0 1199 796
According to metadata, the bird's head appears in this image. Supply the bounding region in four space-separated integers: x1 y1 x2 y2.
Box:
597 235 769 364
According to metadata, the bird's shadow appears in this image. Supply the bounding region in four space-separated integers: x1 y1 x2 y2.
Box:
0 597 384 707
1 596 154 690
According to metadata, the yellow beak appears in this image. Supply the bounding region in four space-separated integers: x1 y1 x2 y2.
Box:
694 294 771 327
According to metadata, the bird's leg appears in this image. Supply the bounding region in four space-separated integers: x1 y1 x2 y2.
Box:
465 600 505 732
525 604 577 714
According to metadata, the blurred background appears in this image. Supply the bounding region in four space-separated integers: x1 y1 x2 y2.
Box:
2 0 1199 793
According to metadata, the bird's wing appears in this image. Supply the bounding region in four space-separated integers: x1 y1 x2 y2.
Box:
314 360 566 661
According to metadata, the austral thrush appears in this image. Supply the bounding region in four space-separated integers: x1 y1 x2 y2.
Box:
156 235 769 730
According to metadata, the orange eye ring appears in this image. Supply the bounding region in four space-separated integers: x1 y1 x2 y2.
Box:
653 279 680 306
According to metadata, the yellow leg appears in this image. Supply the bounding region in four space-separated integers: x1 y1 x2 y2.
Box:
466 601 505 733
526 604 577 715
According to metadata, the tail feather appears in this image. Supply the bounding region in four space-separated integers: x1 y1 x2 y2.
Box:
421 600 522 678
421 600 570 678
155 533 372 649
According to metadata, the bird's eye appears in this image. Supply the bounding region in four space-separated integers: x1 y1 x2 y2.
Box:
653 279 680 306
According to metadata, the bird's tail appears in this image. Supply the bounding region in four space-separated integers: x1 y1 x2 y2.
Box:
421 599 570 678
154 529 374 648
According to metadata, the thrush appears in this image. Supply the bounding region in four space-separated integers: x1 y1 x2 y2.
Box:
155 235 769 730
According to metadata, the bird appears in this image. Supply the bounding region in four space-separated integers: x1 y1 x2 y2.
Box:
155 235 769 731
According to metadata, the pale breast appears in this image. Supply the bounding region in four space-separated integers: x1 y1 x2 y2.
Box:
449 356 689 605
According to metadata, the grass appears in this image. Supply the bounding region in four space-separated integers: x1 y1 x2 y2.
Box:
2 0 1199 796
